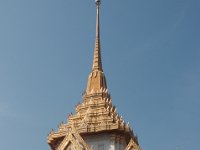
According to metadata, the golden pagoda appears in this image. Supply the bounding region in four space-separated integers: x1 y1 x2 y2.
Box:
47 0 141 150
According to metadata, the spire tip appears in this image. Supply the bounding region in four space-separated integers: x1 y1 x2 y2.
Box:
95 0 101 6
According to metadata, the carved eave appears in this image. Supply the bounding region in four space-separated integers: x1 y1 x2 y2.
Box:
48 130 66 149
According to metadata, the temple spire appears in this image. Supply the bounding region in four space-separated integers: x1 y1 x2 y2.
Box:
92 0 102 71
86 0 107 94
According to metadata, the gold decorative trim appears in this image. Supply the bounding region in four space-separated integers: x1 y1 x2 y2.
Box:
57 127 90 150
125 138 141 150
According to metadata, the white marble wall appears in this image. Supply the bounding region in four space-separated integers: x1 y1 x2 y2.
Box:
83 133 126 150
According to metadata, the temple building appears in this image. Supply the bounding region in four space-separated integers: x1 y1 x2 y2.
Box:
47 0 141 150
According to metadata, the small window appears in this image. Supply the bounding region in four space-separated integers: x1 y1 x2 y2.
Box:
98 144 104 150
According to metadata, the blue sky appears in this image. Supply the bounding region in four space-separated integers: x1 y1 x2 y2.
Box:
0 0 200 150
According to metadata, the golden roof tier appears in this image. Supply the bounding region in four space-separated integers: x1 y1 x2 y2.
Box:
47 1 140 150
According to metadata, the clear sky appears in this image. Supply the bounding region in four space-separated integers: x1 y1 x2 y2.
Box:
0 0 200 150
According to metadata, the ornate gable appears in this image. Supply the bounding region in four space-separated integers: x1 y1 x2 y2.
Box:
125 139 141 150
50 127 90 150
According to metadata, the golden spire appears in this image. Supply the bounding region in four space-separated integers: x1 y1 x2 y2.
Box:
92 0 102 71
85 0 107 94
47 2 140 149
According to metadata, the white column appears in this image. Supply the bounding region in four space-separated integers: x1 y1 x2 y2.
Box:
109 134 116 150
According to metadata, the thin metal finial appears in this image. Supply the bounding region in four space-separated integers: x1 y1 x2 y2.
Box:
95 0 101 7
